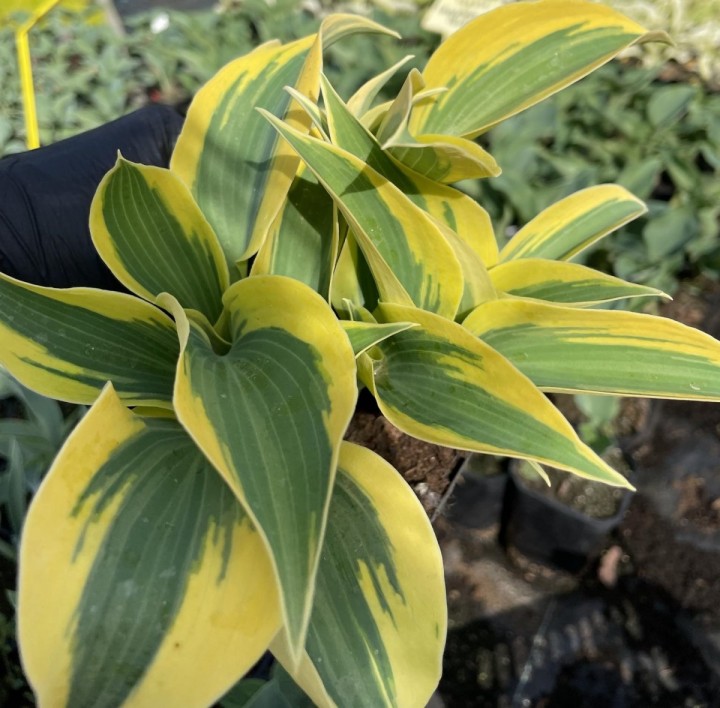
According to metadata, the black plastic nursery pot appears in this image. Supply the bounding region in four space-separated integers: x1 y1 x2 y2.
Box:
502 462 634 573
444 454 508 531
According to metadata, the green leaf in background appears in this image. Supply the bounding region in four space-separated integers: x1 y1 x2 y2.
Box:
465 298 720 399
643 205 699 261
647 84 696 129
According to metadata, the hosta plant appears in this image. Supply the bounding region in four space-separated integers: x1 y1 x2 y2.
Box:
4 2 720 706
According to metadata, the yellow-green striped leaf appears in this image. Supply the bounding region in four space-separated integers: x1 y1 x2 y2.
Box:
464 299 720 400
251 169 338 299
499 185 647 263
170 36 319 267
341 320 416 357
18 384 280 707
375 68 426 146
273 442 446 708
263 112 464 319
386 133 500 184
347 56 414 118
331 231 379 315
0 275 178 407
410 0 652 138
91 156 229 322
367 303 629 487
171 16 396 269
170 276 357 662
322 75 499 268
489 258 666 306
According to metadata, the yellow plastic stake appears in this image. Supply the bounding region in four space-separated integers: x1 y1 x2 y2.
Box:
15 0 62 149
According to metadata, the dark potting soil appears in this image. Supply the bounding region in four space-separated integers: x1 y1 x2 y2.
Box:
344 395 460 516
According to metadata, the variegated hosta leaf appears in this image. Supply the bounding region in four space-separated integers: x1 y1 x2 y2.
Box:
251 169 338 299
170 16 396 268
263 112 464 319
489 258 667 307
367 303 629 487
0 274 178 407
410 0 652 139
90 156 229 322
321 75 499 268
18 384 281 707
346 56 414 118
464 299 720 400
374 68 426 146
341 320 416 357
386 133 500 184
171 36 320 268
273 442 446 708
499 185 646 263
170 276 357 661
331 231 379 315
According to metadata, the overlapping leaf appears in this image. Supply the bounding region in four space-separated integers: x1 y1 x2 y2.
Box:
171 16 396 268
0 274 178 407
18 384 280 707
321 75 499 273
263 112 464 319
410 0 653 138
170 276 357 661
273 442 446 708
464 299 720 399
91 156 229 322
251 169 338 299
366 303 629 486
499 185 646 262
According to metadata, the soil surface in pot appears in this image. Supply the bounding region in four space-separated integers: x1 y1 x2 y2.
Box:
344 393 461 516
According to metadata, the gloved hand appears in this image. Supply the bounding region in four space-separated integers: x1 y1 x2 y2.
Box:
0 103 184 290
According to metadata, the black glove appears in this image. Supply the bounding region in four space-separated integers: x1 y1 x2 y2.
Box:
0 103 185 290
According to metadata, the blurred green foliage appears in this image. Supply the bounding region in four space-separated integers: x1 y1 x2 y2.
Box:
0 2 437 154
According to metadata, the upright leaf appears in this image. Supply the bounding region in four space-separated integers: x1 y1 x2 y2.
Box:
367 303 629 487
263 112 464 319
18 384 281 708
273 443 446 708
171 36 320 267
171 16 397 268
251 169 338 299
464 299 720 400
322 75 499 267
91 156 229 322
170 276 357 661
410 0 653 138
0 274 178 407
